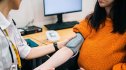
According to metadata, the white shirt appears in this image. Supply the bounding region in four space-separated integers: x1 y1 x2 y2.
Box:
0 12 31 70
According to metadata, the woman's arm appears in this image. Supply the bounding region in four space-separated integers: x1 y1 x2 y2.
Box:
34 47 73 70
34 33 84 70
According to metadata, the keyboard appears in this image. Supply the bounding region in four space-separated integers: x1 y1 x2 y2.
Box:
45 21 79 30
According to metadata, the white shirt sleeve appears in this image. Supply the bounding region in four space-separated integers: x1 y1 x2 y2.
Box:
14 25 31 59
18 36 31 59
0 61 3 70
0 37 3 70
0 56 3 70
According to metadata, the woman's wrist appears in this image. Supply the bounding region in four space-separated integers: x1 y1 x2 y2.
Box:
57 42 65 49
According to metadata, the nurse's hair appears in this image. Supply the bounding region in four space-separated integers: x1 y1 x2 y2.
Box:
89 0 126 34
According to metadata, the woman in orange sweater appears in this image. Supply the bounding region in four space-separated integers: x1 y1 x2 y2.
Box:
35 0 126 70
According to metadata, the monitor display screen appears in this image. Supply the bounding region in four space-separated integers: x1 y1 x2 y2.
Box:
44 0 82 16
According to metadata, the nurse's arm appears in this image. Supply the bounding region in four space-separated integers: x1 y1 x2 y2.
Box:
25 34 76 60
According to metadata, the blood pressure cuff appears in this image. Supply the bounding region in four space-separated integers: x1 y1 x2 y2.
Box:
66 33 84 54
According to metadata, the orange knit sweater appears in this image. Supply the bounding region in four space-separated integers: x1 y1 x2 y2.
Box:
73 18 126 70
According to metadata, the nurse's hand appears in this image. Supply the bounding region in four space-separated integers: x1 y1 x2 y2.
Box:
57 34 76 49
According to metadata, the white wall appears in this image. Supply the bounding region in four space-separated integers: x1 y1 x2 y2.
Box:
10 0 96 28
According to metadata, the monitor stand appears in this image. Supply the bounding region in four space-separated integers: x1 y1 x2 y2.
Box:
45 14 79 30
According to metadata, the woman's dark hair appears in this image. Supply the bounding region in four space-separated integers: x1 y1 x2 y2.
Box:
89 0 126 34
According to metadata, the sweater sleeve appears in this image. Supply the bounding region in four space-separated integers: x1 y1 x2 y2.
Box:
73 19 92 39
113 63 126 70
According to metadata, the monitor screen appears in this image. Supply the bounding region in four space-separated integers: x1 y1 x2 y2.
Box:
44 0 82 16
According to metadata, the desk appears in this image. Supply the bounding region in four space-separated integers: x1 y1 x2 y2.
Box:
23 26 75 46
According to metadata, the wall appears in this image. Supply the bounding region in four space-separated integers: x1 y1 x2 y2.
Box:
10 0 96 28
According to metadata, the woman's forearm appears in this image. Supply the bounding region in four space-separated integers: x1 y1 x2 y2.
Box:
35 47 74 70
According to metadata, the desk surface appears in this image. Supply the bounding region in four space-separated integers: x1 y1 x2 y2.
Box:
23 26 75 46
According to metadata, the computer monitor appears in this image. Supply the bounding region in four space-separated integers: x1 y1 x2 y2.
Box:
43 0 82 30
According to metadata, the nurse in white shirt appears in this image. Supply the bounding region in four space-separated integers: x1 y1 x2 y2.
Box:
0 0 75 70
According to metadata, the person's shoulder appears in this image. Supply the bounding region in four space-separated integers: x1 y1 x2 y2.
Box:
85 13 93 20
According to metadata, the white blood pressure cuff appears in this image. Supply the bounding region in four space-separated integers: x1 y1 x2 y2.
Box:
66 33 84 54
